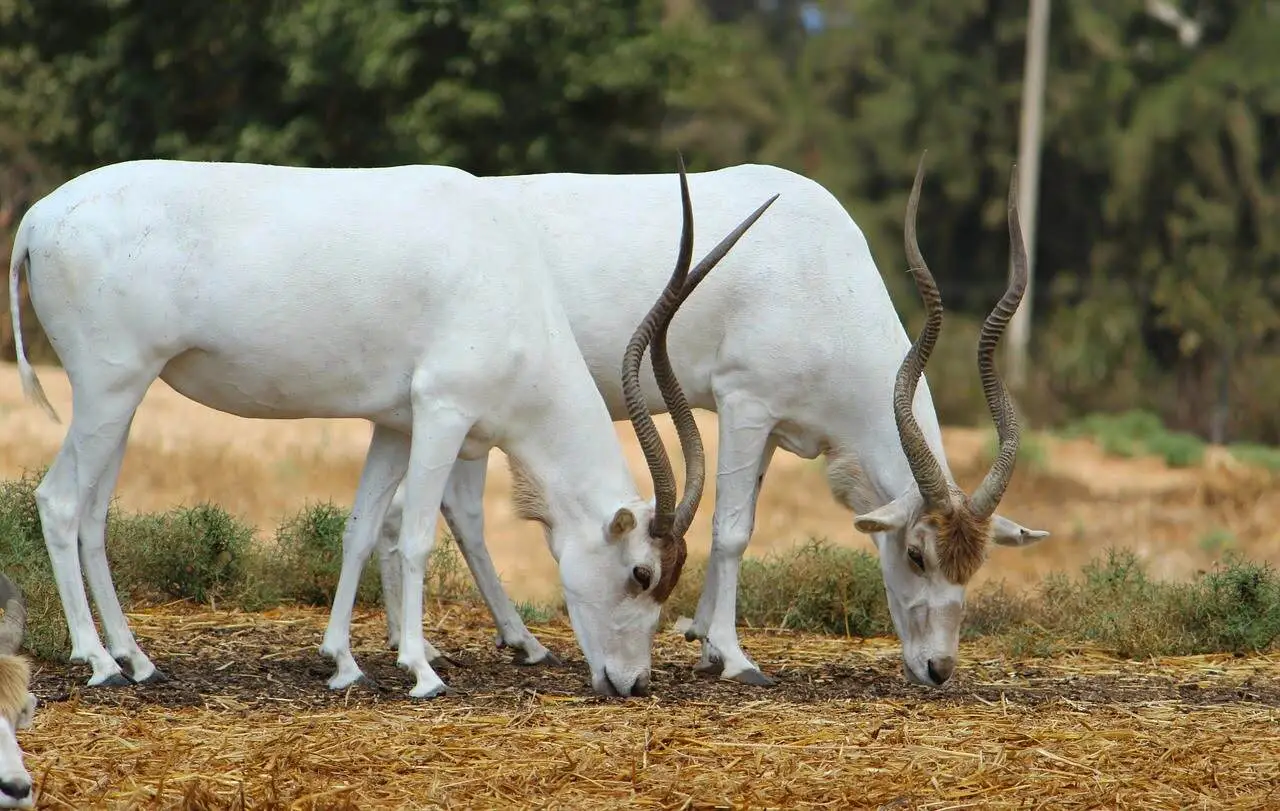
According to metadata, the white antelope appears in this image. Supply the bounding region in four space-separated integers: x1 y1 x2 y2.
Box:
8 157 776 698
370 155 1051 688
0 575 37 810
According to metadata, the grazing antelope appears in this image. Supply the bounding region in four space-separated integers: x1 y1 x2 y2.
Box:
8 157 776 698
0 575 37 810
371 155 1050 688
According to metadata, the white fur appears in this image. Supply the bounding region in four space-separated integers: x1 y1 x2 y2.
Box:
372 165 1050 685
8 159 714 698
0 658 34 810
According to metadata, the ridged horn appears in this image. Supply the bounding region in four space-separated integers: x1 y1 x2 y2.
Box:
969 164 1027 519
621 153 778 539
892 151 952 511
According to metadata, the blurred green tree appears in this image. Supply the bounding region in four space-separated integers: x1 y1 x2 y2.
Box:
0 0 694 174
1 0 1277 442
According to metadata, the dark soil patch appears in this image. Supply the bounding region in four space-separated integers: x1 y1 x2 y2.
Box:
26 606 1280 713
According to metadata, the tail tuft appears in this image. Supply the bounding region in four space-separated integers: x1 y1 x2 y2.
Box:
8 225 61 424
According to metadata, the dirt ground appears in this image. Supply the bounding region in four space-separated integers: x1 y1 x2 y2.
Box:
21 603 1280 808
2 364 1276 602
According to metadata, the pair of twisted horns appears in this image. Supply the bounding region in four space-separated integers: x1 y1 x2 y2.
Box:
0 574 26 656
893 152 1027 519
621 155 779 541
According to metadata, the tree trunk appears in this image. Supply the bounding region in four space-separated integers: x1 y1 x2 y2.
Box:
1209 346 1232 445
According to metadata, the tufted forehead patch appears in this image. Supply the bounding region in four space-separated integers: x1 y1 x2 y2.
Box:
930 505 991 585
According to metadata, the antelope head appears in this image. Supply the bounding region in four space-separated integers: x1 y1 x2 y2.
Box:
847 154 1050 687
556 155 778 698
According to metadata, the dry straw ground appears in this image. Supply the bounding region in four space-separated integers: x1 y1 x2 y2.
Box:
4 365 1280 808
23 603 1280 809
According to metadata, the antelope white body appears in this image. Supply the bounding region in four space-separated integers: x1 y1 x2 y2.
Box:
373 162 1050 686
8 158 761 699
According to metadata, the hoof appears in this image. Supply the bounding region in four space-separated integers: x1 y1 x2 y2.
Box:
684 628 701 643
727 668 776 687
134 667 170 685
512 648 562 667
694 659 724 677
354 674 382 690
411 683 452 700
94 673 134 688
429 653 462 670
327 674 368 692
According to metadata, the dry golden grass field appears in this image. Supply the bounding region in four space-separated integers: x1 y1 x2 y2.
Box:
4 364 1280 808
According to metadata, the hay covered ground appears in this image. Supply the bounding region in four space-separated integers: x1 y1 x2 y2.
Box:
22 603 1280 809
4 365 1280 808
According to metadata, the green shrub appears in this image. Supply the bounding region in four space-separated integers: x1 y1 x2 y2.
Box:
1145 430 1205 468
1173 555 1280 654
108 503 253 604
515 600 558 624
1228 442 1280 472
427 534 479 605
263 501 382 607
962 582 1037 637
670 539 892 637
968 549 1280 659
1198 528 1236 554
1064 409 1205 467
250 502 479 610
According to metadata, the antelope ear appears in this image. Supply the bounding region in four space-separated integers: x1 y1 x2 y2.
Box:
608 507 638 540
991 515 1050 547
852 497 914 535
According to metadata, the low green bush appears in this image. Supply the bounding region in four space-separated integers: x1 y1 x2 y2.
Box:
1228 442 1280 472
967 548 1280 658
1063 409 1206 467
668 538 892 637
261 501 380 608
107 503 253 605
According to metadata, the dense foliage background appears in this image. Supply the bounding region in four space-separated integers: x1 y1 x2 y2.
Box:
1 0 1275 443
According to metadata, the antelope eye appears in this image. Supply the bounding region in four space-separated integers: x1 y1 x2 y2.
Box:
906 547 926 571
632 565 654 591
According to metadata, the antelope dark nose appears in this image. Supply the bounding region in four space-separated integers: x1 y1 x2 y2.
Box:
631 672 651 698
0 779 30 801
606 671 650 698
927 656 955 686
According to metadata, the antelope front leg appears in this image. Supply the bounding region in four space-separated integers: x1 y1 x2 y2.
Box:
374 485 453 669
320 425 410 690
440 457 559 667
685 394 778 686
395 400 474 699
